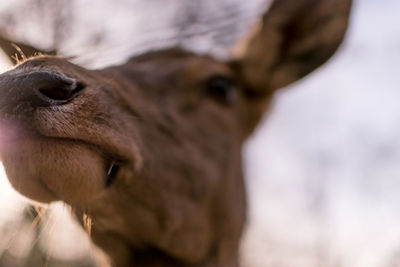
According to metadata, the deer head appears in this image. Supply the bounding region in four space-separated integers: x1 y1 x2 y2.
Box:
0 0 351 266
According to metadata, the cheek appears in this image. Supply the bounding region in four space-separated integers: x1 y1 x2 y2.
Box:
2 139 105 206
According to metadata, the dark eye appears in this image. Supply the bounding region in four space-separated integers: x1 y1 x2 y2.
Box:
206 75 236 104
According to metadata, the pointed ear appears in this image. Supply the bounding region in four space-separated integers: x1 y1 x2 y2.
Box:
233 0 352 94
0 35 56 64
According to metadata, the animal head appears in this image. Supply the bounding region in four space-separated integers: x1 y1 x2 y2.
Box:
0 0 351 266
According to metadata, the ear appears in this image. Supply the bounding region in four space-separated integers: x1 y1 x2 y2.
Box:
0 35 56 64
233 0 352 94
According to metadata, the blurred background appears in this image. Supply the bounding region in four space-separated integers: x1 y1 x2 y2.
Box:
0 0 399 266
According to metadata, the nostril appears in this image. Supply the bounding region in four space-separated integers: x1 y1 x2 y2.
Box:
37 81 85 102
22 72 87 106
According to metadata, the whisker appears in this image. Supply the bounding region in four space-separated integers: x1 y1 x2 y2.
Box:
30 205 46 228
31 207 54 248
83 213 93 238
43 218 57 267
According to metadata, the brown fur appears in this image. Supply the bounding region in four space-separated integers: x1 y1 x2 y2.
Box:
0 1 351 266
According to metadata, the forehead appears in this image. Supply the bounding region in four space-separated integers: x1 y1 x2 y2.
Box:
17 56 71 70
128 49 233 84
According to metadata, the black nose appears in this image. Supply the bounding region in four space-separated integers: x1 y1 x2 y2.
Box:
0 71 84 109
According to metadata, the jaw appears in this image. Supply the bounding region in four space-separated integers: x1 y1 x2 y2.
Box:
1 136 107 207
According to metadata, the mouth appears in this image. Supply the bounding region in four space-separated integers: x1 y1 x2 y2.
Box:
105 159 120 188
0 126 121 206
46 136 123 189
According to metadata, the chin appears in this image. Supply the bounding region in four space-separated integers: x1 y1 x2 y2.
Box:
2 136 107 207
